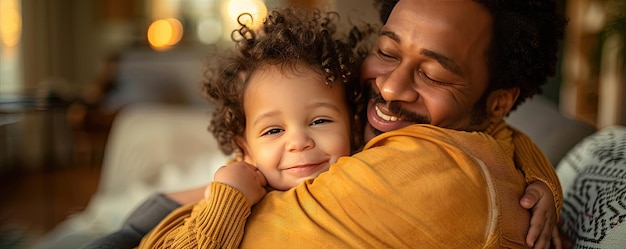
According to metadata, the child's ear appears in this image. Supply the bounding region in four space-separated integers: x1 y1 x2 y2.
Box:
235 136 254 164
486 87 520 123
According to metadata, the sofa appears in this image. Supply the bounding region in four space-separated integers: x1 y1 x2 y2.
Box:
30 103 230 249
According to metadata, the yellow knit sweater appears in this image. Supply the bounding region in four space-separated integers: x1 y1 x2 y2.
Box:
139 121 561 248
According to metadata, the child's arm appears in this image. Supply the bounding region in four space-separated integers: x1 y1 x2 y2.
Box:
138 162 267 249
510 126 563 249
520 181 561 249
79 186 208 249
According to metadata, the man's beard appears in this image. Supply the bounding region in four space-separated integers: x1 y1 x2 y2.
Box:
368 90 490 132
468 94 489 126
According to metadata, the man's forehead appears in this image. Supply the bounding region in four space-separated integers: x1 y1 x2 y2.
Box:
384 1 492 62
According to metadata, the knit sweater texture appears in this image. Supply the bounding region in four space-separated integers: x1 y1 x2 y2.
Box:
138 121 562 249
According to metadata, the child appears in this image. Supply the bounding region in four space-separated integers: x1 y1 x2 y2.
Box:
137 7 368 248
202 8 367 192
80 7 370 249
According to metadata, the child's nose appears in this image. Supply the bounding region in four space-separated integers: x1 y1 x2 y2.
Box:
286 130 314 152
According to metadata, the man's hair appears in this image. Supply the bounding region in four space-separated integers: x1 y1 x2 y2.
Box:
374 0 568 111
202 7 371 156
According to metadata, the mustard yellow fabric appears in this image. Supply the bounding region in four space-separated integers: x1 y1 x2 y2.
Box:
138 121 561 249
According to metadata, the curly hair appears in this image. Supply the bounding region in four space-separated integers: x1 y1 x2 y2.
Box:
202 7 373 156
373 0 567 111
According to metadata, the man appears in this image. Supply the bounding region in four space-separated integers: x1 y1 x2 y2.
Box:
86 1 566 248
136 0 567 248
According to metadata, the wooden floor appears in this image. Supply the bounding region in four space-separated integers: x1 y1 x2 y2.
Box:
0 166 101 248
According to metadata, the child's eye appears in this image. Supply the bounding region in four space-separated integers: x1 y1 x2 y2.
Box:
310 118 332 126
261 128 283 136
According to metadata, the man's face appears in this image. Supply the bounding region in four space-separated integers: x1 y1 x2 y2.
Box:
361 0 493 141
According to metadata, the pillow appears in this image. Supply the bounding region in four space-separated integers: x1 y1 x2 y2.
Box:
556 125 626 248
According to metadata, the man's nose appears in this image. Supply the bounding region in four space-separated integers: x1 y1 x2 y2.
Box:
376 64 419 102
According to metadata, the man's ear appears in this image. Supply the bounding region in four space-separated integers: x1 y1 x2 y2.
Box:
486 87 520 123
235 136 254 165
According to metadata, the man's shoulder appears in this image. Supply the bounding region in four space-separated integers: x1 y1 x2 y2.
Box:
355 124 500 176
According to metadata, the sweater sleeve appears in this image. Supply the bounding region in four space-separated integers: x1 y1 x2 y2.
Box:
137 182 251 249
510 126 563 220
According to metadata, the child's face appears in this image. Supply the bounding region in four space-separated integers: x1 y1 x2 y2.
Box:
239 64 352 191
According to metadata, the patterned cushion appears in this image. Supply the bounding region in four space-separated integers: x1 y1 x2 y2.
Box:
557 126 626 248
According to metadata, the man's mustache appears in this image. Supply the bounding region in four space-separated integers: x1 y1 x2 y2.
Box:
369 90 430 124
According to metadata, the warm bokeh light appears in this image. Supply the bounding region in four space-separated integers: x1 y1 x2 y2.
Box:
147 18 183 51
0 0 22 47
0 0 22 94
226 0 267 28
220 0 267 41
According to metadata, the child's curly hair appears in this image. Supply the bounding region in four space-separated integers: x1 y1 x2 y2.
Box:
202 7 374 157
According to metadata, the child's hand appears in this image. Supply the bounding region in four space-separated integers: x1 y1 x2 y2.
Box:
210 162 268 205
520 181 561 249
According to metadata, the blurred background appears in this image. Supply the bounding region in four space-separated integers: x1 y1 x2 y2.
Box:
0 0 624 248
